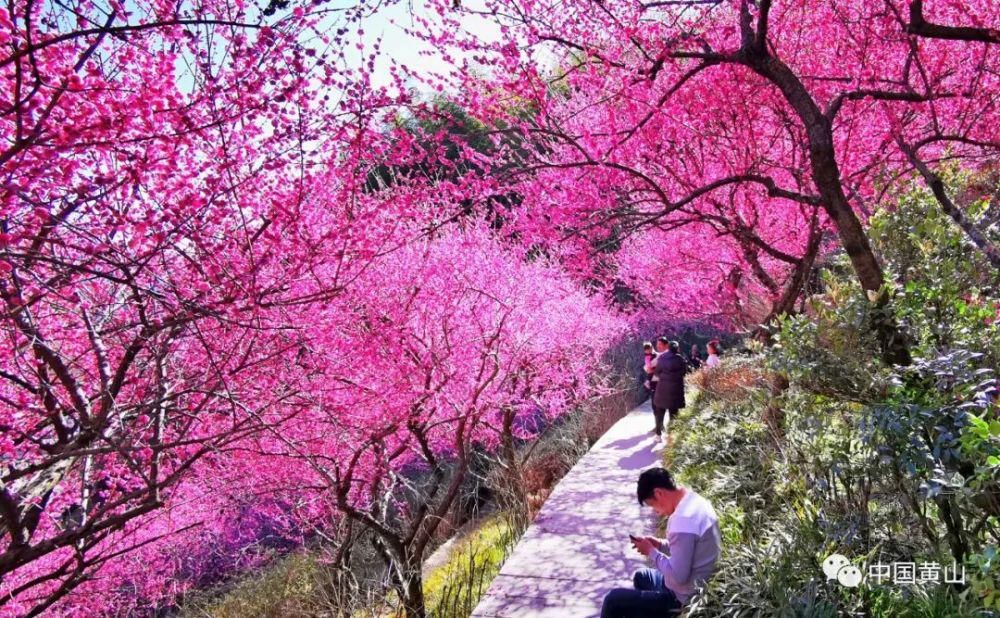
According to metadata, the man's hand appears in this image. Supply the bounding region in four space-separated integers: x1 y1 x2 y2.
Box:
631 536 659 557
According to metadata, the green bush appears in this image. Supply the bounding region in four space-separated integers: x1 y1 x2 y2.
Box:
676 183 1000 616
663 188 1000 615
666 363 990 616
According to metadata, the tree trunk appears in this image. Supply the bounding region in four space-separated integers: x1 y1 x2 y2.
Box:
761 372 789 442
400 559 427 618
500 407 530 525
761 217 823 327
935 495 969 566
742 51 911 365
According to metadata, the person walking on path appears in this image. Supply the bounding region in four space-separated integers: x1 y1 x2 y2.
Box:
648 338 667 438
652 338 686 443
704 340 722 369
641 341 657 401
600 467 721 618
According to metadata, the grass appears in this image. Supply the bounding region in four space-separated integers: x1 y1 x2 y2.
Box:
424 513 522 618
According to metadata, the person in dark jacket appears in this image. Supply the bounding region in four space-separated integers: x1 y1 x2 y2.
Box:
653 338 686 442
687 344 702 371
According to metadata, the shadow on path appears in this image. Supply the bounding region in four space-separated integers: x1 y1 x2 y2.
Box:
472 405 663 617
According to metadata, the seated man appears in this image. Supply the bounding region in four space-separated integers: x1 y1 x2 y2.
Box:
601 468 721 617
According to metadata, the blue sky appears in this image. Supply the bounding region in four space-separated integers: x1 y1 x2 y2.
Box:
355 0 502 92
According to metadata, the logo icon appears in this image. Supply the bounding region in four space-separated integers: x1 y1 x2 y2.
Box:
823 553 862 588
823 553 850 580
837 564 863 588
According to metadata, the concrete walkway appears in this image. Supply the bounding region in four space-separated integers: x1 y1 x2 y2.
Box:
472 401 664 617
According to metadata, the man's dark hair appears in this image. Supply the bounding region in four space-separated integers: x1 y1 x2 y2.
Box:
637 467 677 504
668 340 679 353
656 336 669 346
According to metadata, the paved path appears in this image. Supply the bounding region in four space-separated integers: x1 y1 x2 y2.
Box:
472 401 664 617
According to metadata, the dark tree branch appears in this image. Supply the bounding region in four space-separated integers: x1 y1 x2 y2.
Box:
755 0 772 56
907 0 1000 45
537 35 628 69
897 136 1000 271
826 89 942 121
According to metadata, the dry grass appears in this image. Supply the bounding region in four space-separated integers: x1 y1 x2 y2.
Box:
691 360 783 404
180 551 337 618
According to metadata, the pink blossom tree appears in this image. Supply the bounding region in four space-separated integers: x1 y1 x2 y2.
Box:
417 0 999 355
14 0 999 613
250 224 620 618
0 0 442 610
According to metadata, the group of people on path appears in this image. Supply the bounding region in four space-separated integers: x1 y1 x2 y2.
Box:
641 338 721 444
598 339 725 617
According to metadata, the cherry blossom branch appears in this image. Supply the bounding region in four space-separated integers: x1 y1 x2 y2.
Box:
0 18 265 70
907 0 1000 45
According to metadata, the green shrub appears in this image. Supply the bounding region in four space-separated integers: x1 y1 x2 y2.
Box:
665 351 997 616
671 182 1000 617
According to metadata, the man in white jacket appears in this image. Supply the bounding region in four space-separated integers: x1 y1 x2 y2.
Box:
600 468 722 617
